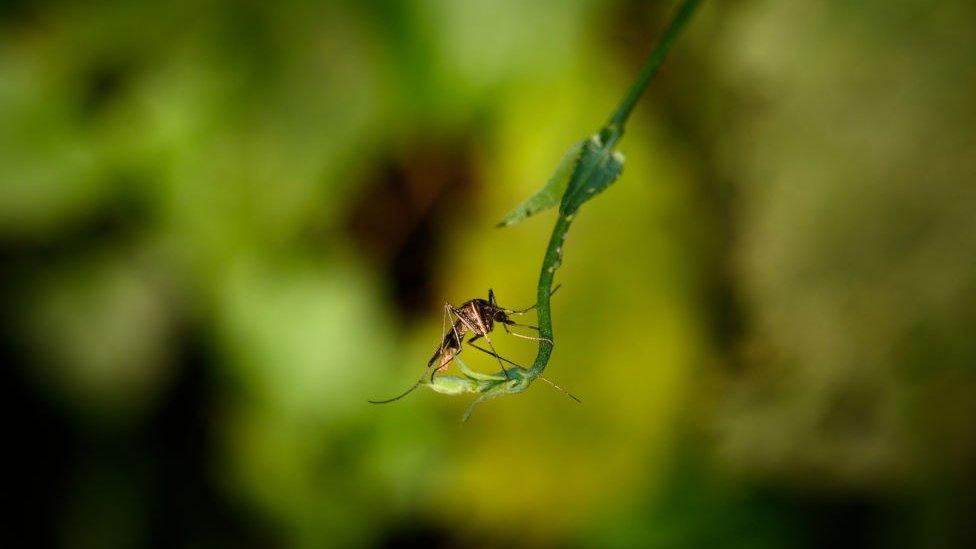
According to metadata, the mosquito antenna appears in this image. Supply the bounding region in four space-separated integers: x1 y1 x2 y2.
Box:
539 375 581 403
507 284 562 314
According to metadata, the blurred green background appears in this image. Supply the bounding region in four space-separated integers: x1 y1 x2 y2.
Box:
3 0 975 547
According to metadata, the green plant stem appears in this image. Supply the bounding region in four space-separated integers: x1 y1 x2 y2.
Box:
525 0 702 381
528 213 573 377
607 0 702 131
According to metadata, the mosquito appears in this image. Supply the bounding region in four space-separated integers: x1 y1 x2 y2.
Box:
369 285 579 404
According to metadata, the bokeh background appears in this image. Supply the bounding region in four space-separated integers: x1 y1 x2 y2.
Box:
3 0 975 547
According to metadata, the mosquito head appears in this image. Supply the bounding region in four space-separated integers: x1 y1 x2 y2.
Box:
484 289 511 323
492 308 511 324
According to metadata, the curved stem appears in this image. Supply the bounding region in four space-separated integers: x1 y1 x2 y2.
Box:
523 0 702 382
528 213 573 377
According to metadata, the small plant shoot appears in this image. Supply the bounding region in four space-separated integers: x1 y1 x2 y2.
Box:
371 0 703 421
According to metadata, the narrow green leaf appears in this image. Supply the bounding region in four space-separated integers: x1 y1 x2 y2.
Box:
559 134 625 216
496 141 584 227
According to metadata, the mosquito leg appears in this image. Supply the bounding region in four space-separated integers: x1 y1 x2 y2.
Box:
506 284 562 314
428 304 463 382
455 352 506 382
507 330 553 345
470 337 580 404
439 303 450 353
457 334 507 380
430 350 459 382
468 341 524 370
430 306 469 382
372 303 456 403
506 321 540 331
539 375 582 403
447 307 466 366
502 322 553 345
428 304 451 381
451 306 510 379
476 329 510 379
